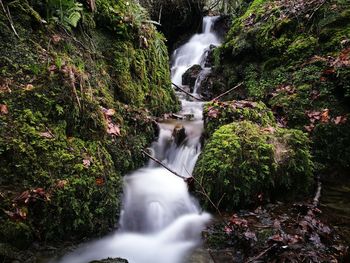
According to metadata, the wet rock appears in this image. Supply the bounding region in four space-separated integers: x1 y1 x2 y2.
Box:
182 64 202 91
172 125 186 146
196 72 226 100
213 15 232 40
204 44 217 68
89 258 128 263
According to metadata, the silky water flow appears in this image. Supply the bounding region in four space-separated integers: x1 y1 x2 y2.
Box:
56 16 221 263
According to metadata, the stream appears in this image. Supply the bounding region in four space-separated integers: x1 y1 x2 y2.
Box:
54 16 222 263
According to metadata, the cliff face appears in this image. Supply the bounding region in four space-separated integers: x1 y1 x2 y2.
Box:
0 0 178 256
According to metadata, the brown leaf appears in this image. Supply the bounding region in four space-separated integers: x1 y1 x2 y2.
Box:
321 109 330 123
56 179 68 189
105 108 116 116
262 126 276 133
244 231 257 241
0 104 8 115
107 122 121 136
334 116 347 125
52 34 62 43
83 159 91 168
39 131 54 139
207 107 219 118
269 234 284 243
95 177 105 186
25 84 34 91
48 64 57 72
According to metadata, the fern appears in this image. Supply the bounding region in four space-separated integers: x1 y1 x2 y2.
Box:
64 2 83 27
47 0 83 29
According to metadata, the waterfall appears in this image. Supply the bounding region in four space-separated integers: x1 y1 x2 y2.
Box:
55 16 221 263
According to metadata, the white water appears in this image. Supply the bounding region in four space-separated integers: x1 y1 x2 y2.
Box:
56 16 221 263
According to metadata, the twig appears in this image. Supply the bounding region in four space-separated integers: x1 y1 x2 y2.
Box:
141 149 187 180
172 82 203 101
0 0 19 38
245 243 277 263
210 82 243 102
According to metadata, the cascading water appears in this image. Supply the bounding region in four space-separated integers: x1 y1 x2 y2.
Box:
55 16 221 263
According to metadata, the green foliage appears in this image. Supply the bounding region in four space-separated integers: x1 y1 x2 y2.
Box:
203 100 276 137
0 0 178 250
211 0 350 174
46 0 84 29
194 121 313 210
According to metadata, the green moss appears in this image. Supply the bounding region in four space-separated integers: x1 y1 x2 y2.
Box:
194 121 313 210
0 222 33 249
0 0 179 249
286 35 318 60
203 100 276 137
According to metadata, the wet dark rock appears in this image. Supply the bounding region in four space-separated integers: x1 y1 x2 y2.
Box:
213 15 232 40
182 64 202 91
89 258 128 263
203 44 217 68
172 125 186 146
196 72 227 100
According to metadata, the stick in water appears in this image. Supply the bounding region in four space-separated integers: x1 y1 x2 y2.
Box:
141 149 188 180
172 82 203 101
210 82 243 102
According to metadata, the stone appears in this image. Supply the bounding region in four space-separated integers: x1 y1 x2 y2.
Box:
182 64 202 91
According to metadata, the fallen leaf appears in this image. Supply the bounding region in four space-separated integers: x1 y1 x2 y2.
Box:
39 131 54 139
95 177 105 186
52 34 62 43
334 115 347 125
25 84 34 91
0 104 8 115
56 179 68 189
269 234 284 243
107 122 121 136
105 108 116 116
321 109 330 123
83 159 91 168
244 231 257 241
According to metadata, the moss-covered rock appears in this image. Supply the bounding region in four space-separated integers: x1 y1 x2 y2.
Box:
209 0 350 174
194 121 313 210
0 0 179 252
203 100 276 137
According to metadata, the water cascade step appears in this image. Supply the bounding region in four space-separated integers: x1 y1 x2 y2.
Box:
55 16 221 263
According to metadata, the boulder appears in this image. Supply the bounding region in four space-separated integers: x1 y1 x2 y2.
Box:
194 121 313 210
182 64 202 91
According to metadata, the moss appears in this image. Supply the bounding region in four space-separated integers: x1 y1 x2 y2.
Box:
210 0 350 175
0 0 179 249
0 222 33 249
203 100 276 137
194 121 313 210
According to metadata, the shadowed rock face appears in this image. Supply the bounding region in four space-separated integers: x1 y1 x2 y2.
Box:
138 0 205 50
182 65 203 91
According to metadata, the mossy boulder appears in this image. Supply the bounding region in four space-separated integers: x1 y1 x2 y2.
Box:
203 100 276 137
209 0 350 174
0 0 179 251
194 121 313 210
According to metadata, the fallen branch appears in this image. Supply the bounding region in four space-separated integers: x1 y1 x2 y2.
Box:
210 82 243 102
245 243 277 263
141 149 188 180
0 0 19 38
172 82 203 101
